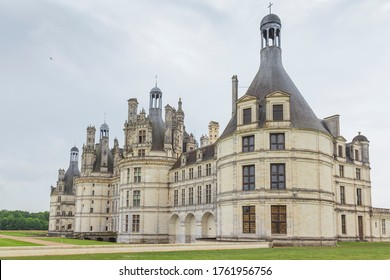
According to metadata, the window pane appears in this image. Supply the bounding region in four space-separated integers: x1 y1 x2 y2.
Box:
273 105 283 121
243 108 252 124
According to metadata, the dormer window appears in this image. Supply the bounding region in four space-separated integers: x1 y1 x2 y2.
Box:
338 145 343 157
264 91 291 127
243 108 252 124
181 154 186 166
196 150 203 162
355 150 360 161
236 95 258 130
273 104 283 121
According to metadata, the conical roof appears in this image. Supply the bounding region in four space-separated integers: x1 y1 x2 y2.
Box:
64 147 80 195
246 47 327 133
221 14 328 138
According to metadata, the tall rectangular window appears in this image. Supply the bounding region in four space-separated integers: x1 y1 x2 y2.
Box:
126 191 129 207
189 187 194 205
356 168 361 180
273 104 284 121
338 145 343 157
339 165 344 178
125 215 129 232
243 108 252 125
133 190 140 207
206 184 212 204
197 186 202 204
355 150 360 161
174 171 178 182
357 188 362 206
206 163 211 176
126 168 130 183
271 164 286 190
189 168 194 179
340 186 345 204
242 206 256 234
243 165 255 191
132 214 140 232
271 205 287 234
242 135 255 152
197 166 202 177
138 130 146 143
382 219 386 235
174 190 178 206
270 133 285 150
181 189 186 206
134 167 141 183
341 215 347 234
182 170 186 181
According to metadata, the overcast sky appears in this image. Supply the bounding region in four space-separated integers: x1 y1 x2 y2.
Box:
1 0 389 212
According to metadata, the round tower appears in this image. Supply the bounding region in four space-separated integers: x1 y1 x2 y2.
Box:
216 12 336 246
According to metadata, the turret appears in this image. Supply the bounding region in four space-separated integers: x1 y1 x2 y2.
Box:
86 126 96 149
149 84 163 117
63 147 80 195
208 121 219 144
353 132 370 164
128 98 138 123
99 122 110 172
81 126 96 176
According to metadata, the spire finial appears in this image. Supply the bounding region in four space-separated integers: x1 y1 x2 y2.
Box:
268 2 273 14
155 75 158 87
358 131 361 135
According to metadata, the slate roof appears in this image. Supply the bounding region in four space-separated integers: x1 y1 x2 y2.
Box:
171 144 215 170
221 14 329 139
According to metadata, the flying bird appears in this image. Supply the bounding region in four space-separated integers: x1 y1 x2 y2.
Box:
49 57 53 60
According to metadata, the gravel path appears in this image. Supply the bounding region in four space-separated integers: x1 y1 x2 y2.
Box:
0 234 270 258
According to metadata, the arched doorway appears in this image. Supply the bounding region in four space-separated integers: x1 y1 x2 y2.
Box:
169 214 181 243
185 213 196 243
201 212 216 239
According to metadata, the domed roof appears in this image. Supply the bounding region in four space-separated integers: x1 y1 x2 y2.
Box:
150 86 162 94
353 133 368 142
261 13 281 28
71 146 79 152
100 122 109 131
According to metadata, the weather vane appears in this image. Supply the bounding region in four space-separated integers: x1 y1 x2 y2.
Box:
268 2 273 14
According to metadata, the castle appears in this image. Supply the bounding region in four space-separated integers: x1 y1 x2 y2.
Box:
49 13 390 246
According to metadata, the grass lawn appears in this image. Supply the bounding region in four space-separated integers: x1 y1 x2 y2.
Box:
0 238 40 247
0 231 47 237
2 242 390 260
37 237 118 246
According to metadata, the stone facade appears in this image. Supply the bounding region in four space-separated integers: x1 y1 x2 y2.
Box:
48 13 390 245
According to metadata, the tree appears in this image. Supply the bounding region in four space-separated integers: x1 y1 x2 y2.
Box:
0 210 49 230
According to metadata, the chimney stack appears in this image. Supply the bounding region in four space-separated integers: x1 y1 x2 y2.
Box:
232 75 238 116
